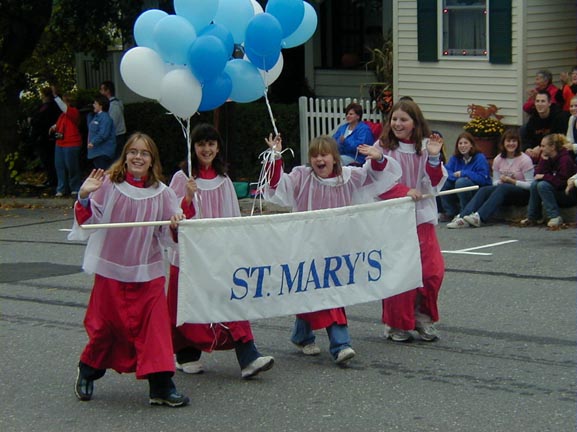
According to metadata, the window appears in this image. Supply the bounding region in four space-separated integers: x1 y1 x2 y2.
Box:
418 0 512 64
442 0 487 57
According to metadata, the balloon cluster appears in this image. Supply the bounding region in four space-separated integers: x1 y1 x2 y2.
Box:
120 0 318 119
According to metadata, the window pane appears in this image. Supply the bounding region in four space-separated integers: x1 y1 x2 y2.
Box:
442 0 487 57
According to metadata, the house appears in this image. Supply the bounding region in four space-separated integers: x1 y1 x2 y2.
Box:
305 0 577 147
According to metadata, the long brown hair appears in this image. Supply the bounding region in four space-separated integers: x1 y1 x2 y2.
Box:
498 128 522 158
108 132 164 187
452 132 479 158
308 136 343 177
378 99 431 156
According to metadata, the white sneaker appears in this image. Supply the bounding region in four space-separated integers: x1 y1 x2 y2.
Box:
547 216 563 227
335 347 356 364
176 360 204 374
294 343 321 356
383 325 412 342
463 212 481 227
55 192 64 197
446 216 470 229
241 356 274 379
415 323 439 342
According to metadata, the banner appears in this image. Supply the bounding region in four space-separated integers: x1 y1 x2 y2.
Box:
177 198 422 324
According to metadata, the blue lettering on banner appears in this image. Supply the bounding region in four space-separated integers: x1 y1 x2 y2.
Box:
230 250 382 301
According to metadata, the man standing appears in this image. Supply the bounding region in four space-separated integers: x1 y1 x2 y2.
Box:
99 80 126 159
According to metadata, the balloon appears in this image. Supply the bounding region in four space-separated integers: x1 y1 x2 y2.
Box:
153 15 197 65
251 0 264 15
199 23 235 58
187 35 228 83
245 13 283 56
266 0 305 38
198 72 233 112
120 47 166 100
213 0 254 44
160 68 202 118
133 9 168 49
260 52 284 86
224 59 265 103
174 0 218 33
245 45 281 71
282 2 318 48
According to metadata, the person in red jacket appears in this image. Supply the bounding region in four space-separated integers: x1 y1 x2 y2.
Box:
522 70 563 114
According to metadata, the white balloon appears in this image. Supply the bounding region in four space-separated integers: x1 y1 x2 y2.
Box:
120 47 166 100
260 52 284 86
251 0 264 15
159 68 202 118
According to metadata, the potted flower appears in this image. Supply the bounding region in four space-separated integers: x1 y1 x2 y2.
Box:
463 104 506 160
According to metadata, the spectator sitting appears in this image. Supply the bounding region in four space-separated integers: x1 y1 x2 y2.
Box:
332 102 375 166
560 66 577 112
522 69 564 114
521 134 577 228
565 95 577 161
454 129 535 228
442 132 492 228
522 90 570 162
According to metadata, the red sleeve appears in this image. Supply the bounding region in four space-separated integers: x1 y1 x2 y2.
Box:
267 160 283 188
74 200 92 225
370 157 388 171
379 183 410 200
426 163 444 186
181 197 196 219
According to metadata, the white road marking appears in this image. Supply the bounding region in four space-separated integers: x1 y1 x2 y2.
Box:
442 239 518 256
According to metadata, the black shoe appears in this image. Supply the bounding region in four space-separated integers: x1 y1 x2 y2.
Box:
75 367 93 401
149 391 190 407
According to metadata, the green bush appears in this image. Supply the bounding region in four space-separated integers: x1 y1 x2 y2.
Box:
124 101 300 182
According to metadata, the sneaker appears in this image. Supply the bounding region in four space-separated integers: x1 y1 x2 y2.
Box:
547 216 563 227
55 192 64 197
176 360 204 374
446 216 470 229
241 356 274 379
149 391 190 407
520 218 536 226
294 342 321 356
383 325 412 342
74 367 93 401
415 323 440 342
335 347 356 364
71 191 78 197
463 212 481 227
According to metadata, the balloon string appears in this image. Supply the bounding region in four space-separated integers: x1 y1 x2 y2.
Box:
263 87 278 137
251 146 293 216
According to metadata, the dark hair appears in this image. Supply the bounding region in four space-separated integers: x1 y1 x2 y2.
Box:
344 102 363 120
498 128 522 157
379 99 431 156
398 96 414 102
100 80 116 96
184 123 228 177
108 132 163 187
452 132 479 158
40 87 53 99
94 94 110 112
536 89 551 101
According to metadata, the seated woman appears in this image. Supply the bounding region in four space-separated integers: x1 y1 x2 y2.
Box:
451 129 534 228
521 133 577 228
443 132 492 228
332 102 375 166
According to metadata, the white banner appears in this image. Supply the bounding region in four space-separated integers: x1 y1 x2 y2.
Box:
177 198 422 324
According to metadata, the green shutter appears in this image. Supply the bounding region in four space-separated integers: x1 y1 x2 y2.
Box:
489 0 512 64
417 0 438 62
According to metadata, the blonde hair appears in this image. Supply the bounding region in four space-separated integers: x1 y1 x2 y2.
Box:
542 133 569 152
308 136 342 177
108 132 164 186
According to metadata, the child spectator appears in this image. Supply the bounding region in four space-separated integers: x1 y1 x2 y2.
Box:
456 129 535 227
263 134 401 364
376 99 447 342
442 132 491 228
166 124 274 379
68 132 189 407
521 134 577 228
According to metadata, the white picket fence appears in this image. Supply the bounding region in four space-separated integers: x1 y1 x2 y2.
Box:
298 96 383 165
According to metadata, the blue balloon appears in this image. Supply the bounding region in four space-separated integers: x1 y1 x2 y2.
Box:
174 0 218 33
266 0 305 37
134 9 168 49
224 59 265 103
282 2 318 48
199 72 233 111
199 23 235 58
153 15 197 65
188 36 228 83
213 0 254 44
245 46 281 71
245 13 283 56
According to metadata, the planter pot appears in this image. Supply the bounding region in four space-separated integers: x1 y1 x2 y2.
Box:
474 136 499 161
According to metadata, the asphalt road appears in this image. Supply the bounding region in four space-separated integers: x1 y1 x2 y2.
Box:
0 203 575 432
